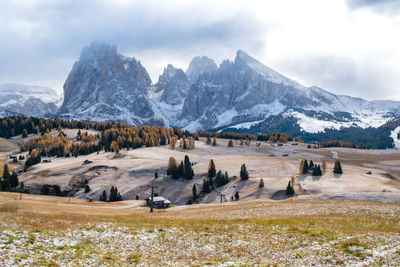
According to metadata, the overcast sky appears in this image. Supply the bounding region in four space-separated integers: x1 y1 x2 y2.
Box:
0 0 399 100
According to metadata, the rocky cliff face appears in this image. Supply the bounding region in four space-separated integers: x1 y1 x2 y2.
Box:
59 42 161 125
156 64 190 105
186 56 218 83
58 43 400 135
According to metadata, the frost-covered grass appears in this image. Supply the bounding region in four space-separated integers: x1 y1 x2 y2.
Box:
1 198 400 266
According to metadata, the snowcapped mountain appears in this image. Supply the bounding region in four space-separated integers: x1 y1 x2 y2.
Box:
59 42 162 125
0 83 62 117
57 43 400 141
179 49 400 133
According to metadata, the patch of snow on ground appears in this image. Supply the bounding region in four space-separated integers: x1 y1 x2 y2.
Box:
390 126 400 149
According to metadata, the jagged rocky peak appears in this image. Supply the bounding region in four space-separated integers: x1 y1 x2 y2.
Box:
186 56 218 82
59 42 158 125
157 64 190 105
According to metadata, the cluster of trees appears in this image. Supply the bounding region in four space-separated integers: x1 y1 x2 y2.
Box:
0 164 19 191
199 131 257 140
24 150 42 169
179 136 195 149
257 133 292 143
318 140 354 148
20 128 100 158
333 160 343 174
299 159 326 176
202 159 231 194
99 186 122 202
167 155 194 179
41 184 61 196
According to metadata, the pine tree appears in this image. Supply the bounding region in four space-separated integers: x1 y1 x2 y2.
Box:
184 155 194 179
286 181 295 195
202 179 211 193
309 160 314 170
224 171 229 184
302 160 309 174
240 164 249 180
154 171 158 179
3 164 10 181
333 160 343 174
85 184 91 193
192 184 197 200
208 159 216 178
10 171 19 188
259 178 264 188
178 161 184 177
100 190 107 201
235 191 239 201
228 140 233 147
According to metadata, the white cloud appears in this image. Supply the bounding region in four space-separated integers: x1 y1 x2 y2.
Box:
0 0 399 100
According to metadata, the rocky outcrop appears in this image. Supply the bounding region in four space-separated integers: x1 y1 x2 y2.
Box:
59 42 160 125
156 64 190 105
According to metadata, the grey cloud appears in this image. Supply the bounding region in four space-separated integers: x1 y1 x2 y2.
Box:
0 0 268 90
278 55 398 100
346 0 400 14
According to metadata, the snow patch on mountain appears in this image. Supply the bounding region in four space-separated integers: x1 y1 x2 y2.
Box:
0 83 62 117
390 126 400 149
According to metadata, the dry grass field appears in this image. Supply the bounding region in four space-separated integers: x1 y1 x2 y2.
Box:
1 192 400 266
1 132 400 265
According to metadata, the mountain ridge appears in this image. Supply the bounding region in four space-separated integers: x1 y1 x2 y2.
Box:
2 42 400 148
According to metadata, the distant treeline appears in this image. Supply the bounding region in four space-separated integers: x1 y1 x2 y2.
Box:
198 131 294 143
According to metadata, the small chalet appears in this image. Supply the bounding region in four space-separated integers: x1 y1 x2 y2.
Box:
145 196 171 209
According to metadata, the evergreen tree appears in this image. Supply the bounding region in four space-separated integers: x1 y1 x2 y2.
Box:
184 155 194 180
302 160 309 174
240 164 249 180
286 181 295 195
202 179 211 193
154 171 158 179
224 171 229 184
100 190 107 201
178 161 184 177
228 140 233 147
333 160 343 174
259 178 264 188
208 159 216 178
10 171 19 188
309 160 314 170
192 184 197 200
3 164 10 181
85 184 91 193
235 191 239 201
